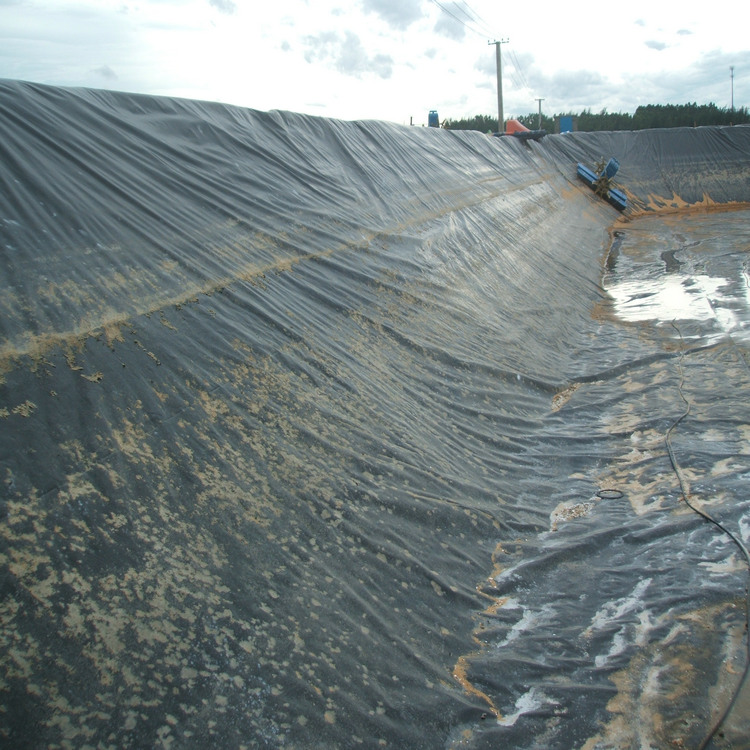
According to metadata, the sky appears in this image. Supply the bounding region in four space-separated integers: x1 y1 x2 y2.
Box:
1 0 747 126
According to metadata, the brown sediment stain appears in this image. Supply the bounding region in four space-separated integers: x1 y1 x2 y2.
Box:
581 602 746 749
590 342 750 517
0 235 330 379
2 182 736 383
579 212 750 744
0 391 287 740
64 347 83 371
633 193 750 217
552 382 581 412
0 169 558 383
452 600 510 721
478 541 511 587
3 153 748 746
615 193 750 223
102 321 125 348
452 655 502 720
550 359 681 519
158 311 177 331
549 499 595 531
452 541 520 719
10 400 36 417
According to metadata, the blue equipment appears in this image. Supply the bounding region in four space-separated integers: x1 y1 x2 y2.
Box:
576 158 627 211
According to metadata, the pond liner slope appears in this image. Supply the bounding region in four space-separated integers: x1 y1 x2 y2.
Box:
2 80 750 748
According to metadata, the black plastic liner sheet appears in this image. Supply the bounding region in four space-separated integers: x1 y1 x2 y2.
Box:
2 80 750 749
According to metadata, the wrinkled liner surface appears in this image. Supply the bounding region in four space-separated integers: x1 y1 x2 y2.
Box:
2 80 750 748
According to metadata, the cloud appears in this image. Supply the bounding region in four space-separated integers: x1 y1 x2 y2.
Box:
303 30 337 63
673 48 750 105
473 52 495 77
677 29 692 36
91 65 118 80
546 69 608 100
208 0 236 13
434 3 465 41
361 0 423 30
645 40 667 51
303 30 393 79
0 3 143 89
507 68 611 113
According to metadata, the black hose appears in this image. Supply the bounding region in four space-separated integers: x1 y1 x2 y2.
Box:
666 321 750 749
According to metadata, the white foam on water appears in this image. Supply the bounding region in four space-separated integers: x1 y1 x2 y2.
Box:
497 604 556 649
586 578 652 635
594 625 629 668
496 687 548 727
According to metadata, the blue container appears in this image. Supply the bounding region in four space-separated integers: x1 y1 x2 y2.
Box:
428 110 439 128
602 158 620 180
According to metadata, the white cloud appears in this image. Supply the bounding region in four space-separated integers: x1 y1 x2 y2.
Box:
209 0 235 13
0 0 747 123
433 4 466 42
303 30 393 79
361 0 423 30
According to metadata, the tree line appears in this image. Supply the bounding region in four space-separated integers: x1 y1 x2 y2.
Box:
443 103 750 133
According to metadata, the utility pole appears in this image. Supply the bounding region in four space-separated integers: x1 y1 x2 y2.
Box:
489 39 509 133
535 98 545 129
730 66 735 111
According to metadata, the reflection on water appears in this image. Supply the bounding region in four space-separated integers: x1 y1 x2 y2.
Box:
605 230 624 273
605 211 750 343
608 275 727 323
660 248 682 273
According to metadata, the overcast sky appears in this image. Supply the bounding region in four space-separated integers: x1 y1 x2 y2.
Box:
1 0 747 125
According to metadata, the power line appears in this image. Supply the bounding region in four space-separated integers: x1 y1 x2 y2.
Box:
453 0 495 38
428 0 530 97
426 0 494 40
507 48 529 90
506 65 527 92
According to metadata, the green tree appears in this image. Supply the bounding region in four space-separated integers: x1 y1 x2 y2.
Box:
442 114 498 132
442 103 749 133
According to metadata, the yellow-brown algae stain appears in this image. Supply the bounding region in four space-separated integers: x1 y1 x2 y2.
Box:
552 382 581 412
451 585 511 721
620 194 750 220
549 499 594 532
452 655 502 720
486 541 510 584
10 400 36 417
580 602 745 749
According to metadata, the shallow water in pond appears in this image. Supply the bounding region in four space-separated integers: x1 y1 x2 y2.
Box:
604 210 750 345
453 206 750 750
